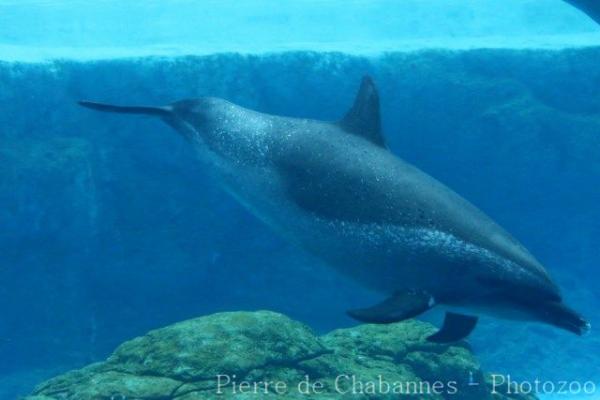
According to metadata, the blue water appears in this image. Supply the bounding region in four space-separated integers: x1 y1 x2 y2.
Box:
1 1 599 399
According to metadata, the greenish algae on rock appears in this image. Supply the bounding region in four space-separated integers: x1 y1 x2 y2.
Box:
24 311 536 399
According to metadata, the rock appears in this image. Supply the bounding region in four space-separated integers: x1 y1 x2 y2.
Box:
106 311 329 382
25 311 536 399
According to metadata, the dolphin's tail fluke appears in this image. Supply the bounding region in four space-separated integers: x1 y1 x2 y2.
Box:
78 101 171 117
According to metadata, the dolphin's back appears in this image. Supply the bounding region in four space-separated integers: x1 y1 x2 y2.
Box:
272 119 554 290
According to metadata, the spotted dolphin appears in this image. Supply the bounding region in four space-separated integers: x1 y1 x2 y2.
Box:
79 77 589 342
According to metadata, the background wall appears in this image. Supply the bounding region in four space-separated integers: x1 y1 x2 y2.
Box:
1 49 599 395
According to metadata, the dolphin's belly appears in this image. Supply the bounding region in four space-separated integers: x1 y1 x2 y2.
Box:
278 217 495 295
221 166 501 296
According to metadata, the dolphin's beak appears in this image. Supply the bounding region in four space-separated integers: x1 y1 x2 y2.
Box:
546 301 590 336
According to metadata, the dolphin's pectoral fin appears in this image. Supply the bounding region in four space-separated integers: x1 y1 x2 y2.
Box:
347 289 434 324
427 312 478 343
338 76 387 148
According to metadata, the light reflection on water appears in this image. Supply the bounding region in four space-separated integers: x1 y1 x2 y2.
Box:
0 0 596 50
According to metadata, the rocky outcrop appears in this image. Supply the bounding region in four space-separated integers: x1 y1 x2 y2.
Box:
25 311 535 399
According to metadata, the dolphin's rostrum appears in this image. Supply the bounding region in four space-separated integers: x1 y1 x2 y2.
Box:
79 76 589 343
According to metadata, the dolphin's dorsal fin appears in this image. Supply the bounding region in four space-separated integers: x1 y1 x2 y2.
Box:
338 76 386 148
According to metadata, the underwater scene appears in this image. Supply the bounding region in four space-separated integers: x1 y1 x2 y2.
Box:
1 0 600 399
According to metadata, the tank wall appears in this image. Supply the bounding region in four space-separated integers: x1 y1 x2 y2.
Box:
1 49 599 384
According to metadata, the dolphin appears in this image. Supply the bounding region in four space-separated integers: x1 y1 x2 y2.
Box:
78 76 589 343
565 0 600 25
